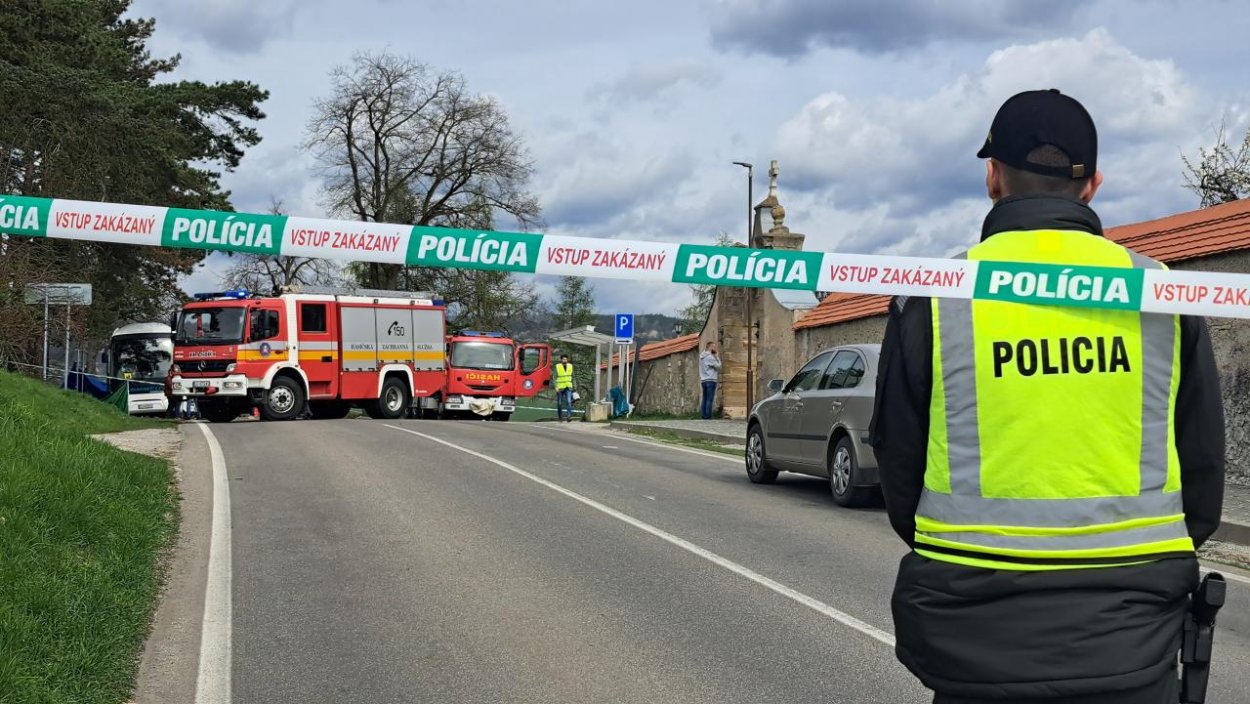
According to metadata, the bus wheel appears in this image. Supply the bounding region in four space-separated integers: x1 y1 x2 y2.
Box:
261 377 304 421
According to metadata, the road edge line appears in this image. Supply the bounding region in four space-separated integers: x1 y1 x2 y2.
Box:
194 423 232 704
384 424 895 647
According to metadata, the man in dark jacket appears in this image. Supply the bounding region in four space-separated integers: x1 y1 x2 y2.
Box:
869 89 1225 703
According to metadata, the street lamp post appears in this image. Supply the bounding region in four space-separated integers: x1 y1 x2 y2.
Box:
732 161 755 413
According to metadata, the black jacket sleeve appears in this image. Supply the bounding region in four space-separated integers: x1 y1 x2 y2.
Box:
869 296 933 546
1175 315 1225 548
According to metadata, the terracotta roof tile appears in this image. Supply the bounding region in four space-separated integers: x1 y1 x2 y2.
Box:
1105 197 1250 263
794 199 1250 331
600 332 700 369
793 293 890 330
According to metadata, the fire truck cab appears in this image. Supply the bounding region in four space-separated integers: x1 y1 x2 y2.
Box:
443 330 551 420
170 287 446 423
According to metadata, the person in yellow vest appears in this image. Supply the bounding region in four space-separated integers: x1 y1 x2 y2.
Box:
554 354 575 422
869 89 1225 703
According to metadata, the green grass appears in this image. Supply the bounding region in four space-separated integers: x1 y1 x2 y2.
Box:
615 426 744 457
0 371 178 704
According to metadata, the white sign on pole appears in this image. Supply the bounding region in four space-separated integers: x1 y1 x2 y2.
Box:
24 283 93 305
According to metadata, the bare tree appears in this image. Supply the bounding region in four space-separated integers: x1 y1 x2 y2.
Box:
220 198 344 294
306 52 542 289
1184 121 1250 207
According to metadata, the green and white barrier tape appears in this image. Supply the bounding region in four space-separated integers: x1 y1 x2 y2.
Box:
3 194 1248 319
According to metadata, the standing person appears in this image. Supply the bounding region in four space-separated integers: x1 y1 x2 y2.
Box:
699 341 721 420
554 354 575 422
869 89 1225 703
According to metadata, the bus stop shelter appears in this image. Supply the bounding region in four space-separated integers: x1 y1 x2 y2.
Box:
546 325 621 406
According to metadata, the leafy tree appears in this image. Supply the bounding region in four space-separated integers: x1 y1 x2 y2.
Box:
678 232 734 333
1183 121 1250 207
0 0 268 358
552 277 596 330
306 51 541 290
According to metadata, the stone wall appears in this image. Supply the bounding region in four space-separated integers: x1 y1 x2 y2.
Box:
795 315 888 367
755 290 812 396
1174 251 1250 480
709 287 750 418
629 348 702 416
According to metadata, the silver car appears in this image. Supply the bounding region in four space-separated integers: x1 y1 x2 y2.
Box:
745 344 881 507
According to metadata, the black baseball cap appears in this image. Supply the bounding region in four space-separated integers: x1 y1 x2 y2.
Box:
977 89 1097 179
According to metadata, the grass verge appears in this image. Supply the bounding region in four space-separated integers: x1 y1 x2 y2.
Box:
0 371 178 704
613 426 744 457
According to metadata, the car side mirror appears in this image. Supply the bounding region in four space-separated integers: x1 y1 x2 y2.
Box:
768 379 784 393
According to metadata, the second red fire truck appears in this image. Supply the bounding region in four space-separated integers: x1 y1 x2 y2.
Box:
168 287 550 422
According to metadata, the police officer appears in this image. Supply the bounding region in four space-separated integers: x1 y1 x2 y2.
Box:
554 354 575 422
869 89 1226 703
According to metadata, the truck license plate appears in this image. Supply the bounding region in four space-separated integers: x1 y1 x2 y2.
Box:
138 403 155 410
192 381 210 389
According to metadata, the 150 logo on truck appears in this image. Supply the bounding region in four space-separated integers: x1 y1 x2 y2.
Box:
386 321 406 336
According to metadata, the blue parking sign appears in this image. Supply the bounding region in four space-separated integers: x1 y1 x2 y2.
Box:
615 313 634 344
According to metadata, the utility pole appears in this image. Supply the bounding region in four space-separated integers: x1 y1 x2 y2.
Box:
732 161 755 413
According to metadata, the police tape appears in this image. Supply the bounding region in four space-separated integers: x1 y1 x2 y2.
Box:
3 194 1249 319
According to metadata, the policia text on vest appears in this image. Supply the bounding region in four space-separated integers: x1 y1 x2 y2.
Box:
991 336 1130 377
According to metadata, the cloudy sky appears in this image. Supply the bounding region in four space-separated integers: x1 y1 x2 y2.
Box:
132 0 1250 316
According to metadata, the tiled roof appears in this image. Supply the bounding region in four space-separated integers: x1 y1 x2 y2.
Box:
600 332 700 369
793 293 890 330
794 198 1250 331
1104 197 1250 262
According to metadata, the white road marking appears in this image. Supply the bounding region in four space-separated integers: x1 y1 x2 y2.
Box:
195 423 232 704
385 424 895 647
532 423 742 463
643 495 657 501
602 445 619 449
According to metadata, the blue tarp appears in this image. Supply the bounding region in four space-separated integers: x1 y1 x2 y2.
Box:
65 370 111 399
609 386 631 418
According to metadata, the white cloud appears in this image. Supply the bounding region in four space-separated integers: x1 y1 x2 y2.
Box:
587 62 723 107
774 29 1208 257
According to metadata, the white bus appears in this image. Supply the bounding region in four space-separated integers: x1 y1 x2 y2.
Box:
108 322 174 415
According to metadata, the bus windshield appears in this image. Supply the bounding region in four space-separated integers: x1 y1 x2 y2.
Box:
450 341 514 371
176 307 247 345
111 335 174 382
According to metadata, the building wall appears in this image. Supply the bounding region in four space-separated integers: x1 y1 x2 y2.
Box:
1174 251 1250 480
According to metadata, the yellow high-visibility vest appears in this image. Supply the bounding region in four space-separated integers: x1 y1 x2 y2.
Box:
918 228 1193 571
555 363 574 390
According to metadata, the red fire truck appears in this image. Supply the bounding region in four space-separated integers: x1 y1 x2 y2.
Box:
169 288 550 422
443 329 551 420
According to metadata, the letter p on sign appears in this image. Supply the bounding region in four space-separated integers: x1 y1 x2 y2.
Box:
615 313 634 345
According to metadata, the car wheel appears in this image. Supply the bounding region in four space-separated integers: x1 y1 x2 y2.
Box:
829 436 873 508
745 423 779 484
261 377 304 421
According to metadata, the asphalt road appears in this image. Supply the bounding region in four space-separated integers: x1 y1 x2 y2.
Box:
205 418 1250 704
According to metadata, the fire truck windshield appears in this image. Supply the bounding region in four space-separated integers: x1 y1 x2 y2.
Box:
450 341 514 371
176 307 247 345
